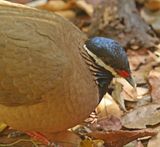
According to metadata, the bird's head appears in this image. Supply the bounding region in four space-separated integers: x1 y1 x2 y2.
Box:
84 37 135 88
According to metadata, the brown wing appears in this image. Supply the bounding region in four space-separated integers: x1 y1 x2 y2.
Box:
0 2 85 106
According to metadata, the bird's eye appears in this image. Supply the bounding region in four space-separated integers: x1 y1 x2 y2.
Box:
116 70 130 78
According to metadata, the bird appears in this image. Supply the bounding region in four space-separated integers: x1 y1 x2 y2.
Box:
0 0 135 144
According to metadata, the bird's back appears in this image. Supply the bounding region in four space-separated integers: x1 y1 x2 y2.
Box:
0 1 99 132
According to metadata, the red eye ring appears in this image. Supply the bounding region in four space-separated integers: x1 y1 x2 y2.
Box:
116 70 130 78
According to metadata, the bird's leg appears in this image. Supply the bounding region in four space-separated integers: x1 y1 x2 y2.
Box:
24 131 81 146
26 131 53 146
112 78 126 111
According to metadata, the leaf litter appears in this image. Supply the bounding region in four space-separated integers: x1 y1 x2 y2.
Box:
0 0 160 147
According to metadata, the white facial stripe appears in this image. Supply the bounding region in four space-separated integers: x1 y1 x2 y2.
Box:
83 44 119 77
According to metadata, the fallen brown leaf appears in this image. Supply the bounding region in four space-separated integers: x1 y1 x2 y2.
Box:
148 68 160 103
90 116 122 132
38 0 75 11
128 50 149 71
127 50 155 84
145 0 160 10
88 129 157 147
122 104 160 129
44 131 81 147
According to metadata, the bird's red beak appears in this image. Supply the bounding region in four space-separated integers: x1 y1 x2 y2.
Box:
116 70 136 88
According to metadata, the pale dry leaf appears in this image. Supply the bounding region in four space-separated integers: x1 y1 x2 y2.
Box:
38 0 75 11
121 87 149 102
122 104 160 129
75 0 94 16
136 87 149 99
55 10 76 19
148 68 160 103
148 131 160 147
148 125 160 147
116 78 137 101
96 93 123 118
135 95 151 107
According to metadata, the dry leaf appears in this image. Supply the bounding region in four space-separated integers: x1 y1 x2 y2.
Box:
96 94 123 118
55 10 76 19
121 87 149 102
136 141 144 147
90 116 122 132
148 126 160 147
88 129 157 147
124 141 144 147
141 8 160 34
122 104 160 129
0 122 7 132
127 50 155 84
85 0 105 6
136 87 149 99
44 131 81 147
80 139 104 147
0 129 37 146
145 0 160 10
128 50 148 71
148 131 160 147
75 0 93 16
115 78 137 101
136 95 151 107
38 0 75 11
148 68 160 103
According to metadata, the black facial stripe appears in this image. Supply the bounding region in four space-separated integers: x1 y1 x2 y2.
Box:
81 44 113 101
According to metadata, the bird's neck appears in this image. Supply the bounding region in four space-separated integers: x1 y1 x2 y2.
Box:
80 45 114 100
